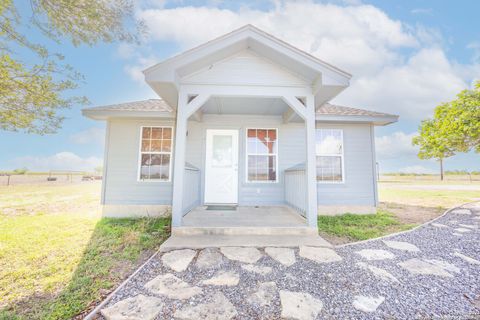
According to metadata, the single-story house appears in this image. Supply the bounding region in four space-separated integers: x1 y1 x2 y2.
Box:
83 25 398 233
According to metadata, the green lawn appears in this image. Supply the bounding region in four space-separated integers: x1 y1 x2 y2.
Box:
318 209 416 241
0 183 170 320
379 184 480 209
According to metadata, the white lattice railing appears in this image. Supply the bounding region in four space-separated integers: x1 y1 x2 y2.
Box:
284 163 307 217
182 163 200 215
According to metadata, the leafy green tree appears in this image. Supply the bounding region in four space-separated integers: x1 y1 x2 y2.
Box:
413 81 480 180
0 0 144 134
412 118 455 181
433 81 480 153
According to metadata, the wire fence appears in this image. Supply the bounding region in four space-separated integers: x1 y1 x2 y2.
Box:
0 172 102 186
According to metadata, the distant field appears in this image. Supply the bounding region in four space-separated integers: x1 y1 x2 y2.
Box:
379 177 480 209
380 174 480 184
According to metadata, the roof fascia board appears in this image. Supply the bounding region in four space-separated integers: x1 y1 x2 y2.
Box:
82 109 175 120
316 114 399 125
144 25 351 86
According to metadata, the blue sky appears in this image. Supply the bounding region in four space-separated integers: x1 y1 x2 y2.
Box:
1 0 479 173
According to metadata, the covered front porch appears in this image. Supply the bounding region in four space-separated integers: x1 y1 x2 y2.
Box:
174 93 317 231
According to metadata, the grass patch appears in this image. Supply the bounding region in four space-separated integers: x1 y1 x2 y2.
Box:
0 183 171 320
318 209 416 241
379 183 479 209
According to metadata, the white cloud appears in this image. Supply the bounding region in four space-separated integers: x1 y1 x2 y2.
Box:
124 54 159 83
375 131 418 159
11 152 103 172
129 1 479 120
410 8 433 15
398 165 436 174
69 127 105 145
336 48 467 118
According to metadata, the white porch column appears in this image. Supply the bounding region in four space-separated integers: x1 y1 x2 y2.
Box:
305 95 318 227
171 92 188 227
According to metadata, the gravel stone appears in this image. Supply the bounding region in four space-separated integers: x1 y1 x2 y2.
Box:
144 273 202 299
383 240 420 252
241 264 272 275
220 247 262 263
299 246 342 263
280 290 323 320
356 262 400 283
161 249 196 272
265 247 296 266
356 249 396 260
398 258 458 277
100 294 163 320
173 292 237 320
454 252 480 265
432 223 448 228
353 295 385 313
247 281 277 307
196 248 224 269
201 270 239 286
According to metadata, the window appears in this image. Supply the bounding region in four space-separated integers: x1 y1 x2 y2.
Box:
246 128 278 182
139 127 172 181
316 129 344 182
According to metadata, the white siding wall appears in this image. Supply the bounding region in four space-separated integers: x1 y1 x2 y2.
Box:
103 117 377 208
182 49 308 87
103 118 175 205
186 114 306 206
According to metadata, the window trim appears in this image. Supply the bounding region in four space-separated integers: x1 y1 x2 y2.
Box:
316 128 345 184
137 125 174 183
245 127 279 184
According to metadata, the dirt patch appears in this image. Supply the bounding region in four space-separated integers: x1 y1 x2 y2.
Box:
379 202 444 225
319 231 352 246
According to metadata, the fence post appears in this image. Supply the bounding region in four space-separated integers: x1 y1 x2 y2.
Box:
7 174 10 186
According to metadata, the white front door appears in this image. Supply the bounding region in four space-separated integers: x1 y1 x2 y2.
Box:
204 129 239 204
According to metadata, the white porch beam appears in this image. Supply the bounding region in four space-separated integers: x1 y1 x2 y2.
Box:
181 84 311 98
281 95 307 120
305 95 318 228
282 108 296 123
191 109 203 122
185 93 210 118
171 91 210 227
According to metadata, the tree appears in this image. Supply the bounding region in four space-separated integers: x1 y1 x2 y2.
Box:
0 0 144 134
412 118 455 180
412 81 480 180
433 81 480 153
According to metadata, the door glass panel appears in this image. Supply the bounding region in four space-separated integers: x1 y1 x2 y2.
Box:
212 135 232 168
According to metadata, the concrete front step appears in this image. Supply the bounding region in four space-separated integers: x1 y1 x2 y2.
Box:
159 234 332 252
172 226 318 236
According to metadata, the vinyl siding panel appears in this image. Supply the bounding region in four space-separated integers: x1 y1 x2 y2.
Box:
102 117 377 208
182 50 308 87
186 114 306 206
103 118 175 205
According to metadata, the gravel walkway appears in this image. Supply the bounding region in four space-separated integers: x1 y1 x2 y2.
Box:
95 203 480 319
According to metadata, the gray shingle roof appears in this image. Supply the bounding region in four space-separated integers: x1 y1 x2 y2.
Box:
85 99 173 113
317 103 397 118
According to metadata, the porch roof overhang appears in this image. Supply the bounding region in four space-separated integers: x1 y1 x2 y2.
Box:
143 24 351 109
82 99 398 125
81 99 175 120
316 103 399 126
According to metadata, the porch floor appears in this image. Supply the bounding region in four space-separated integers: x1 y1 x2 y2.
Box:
182 205 307 227
160 206 331 251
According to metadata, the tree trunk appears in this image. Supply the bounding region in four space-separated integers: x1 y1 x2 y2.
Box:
439 158 444 181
